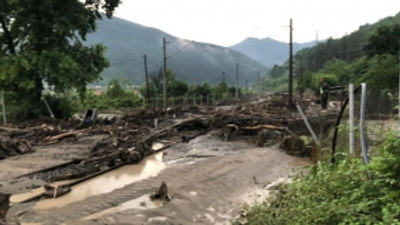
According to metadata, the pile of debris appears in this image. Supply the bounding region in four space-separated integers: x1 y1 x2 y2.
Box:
2 95 337 200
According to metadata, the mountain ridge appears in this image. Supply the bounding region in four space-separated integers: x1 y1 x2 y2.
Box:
230 37 318 67
85 17 269 86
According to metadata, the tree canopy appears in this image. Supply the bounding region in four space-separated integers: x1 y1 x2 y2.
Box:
0 0 120 117
261 12 400 95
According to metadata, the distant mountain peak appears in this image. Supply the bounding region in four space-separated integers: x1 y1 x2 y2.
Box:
230 38 318 67
85 17 269 86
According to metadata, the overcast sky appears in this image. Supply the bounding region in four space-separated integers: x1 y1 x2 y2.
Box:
114 0 400 47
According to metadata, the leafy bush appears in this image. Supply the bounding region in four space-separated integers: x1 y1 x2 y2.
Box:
41 93 78 119
311 73 339 90
236 132 400 225
1 91 79 121
79 89 142 110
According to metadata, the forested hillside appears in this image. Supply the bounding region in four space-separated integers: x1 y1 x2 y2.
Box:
297 12 400 72
261 12 400 95
85 17 269 86
230 37 317 67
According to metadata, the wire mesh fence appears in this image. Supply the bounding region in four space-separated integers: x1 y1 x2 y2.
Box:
330 83 399 163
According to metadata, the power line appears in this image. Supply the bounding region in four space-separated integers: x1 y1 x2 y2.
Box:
167 41 194 59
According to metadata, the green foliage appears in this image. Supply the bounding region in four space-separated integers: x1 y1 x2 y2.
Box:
105 78 128 98
265 12 400 95
236 132 400 225
319 59 352 84
365 23 400 57
260 75 288 93
297 12 400 73
140 69 189 98
358 54 399 96
41 93 78 119
2 90 79 121
0 0 120 118
269 64 288 79
168 73 189 97
189 83 212 97
311 73 339 90
211 82 229 97
82 80 141 110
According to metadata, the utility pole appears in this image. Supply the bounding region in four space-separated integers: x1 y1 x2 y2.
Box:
235 63 239 99
222 71 226 84
143 54 150 105
245 79 248 92
289 18 293 105
162 37 169 110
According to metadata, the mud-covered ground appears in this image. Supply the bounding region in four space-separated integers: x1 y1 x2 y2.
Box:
0 95 339 225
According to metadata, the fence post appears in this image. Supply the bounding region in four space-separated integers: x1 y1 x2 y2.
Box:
1 91 6 125
43 97 55 119
193 94 196 105
296 104 319 145
207 94 209 106
360 83 369 164
349 83 355 155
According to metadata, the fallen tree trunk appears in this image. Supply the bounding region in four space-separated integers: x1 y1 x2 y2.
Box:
43 130 80 143
244 124 285 131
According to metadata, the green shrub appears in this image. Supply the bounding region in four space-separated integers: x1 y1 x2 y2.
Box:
41 93 78 119
235 132 400 225
311 73 339 90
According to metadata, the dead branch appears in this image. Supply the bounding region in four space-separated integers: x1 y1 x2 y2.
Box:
43 131 80 142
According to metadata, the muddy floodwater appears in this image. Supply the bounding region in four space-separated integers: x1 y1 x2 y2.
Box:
81 194 163 221
35 152 165 210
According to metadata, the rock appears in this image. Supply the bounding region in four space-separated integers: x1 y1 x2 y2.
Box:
150 181 171 201
0 193 11 222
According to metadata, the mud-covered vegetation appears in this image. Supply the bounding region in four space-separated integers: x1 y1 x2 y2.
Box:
234 131 400 225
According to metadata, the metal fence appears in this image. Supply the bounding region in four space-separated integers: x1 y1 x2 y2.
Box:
331 83 399 163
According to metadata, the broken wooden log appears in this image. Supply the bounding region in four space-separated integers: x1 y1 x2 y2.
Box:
244 124 285 131
43 130 79 143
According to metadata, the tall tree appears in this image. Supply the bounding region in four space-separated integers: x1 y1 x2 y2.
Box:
365 24 400 57
0 0 120 117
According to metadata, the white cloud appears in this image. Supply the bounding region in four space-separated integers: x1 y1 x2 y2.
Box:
114 0 400 46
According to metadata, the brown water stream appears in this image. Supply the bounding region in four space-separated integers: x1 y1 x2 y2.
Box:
35 152 165 210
